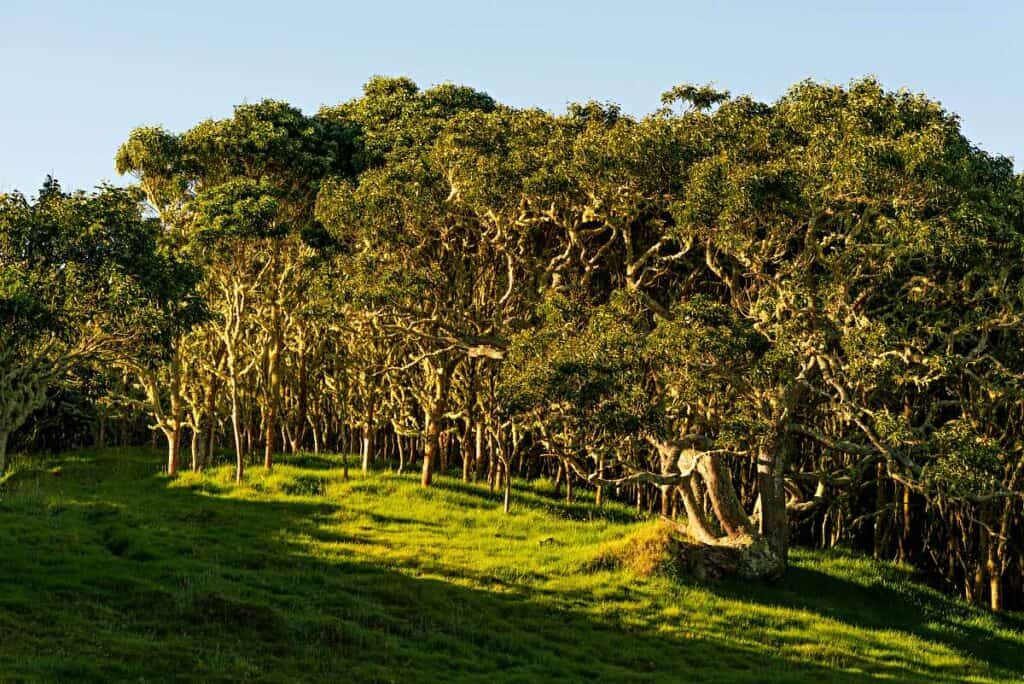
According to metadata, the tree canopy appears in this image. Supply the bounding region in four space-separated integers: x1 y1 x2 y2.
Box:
4 77 1023 612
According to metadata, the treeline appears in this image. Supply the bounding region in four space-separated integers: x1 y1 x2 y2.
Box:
3 77 1023 610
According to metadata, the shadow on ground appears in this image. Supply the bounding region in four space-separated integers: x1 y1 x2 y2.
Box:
1 448 1020 683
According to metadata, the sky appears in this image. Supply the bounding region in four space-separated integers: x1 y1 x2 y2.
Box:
1 1 1021 194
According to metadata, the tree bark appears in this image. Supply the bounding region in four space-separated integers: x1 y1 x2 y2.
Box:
190 429 200 472
0 430 9 478
166 426 181 476
756 444 789 561
230 375 244 483
361 423 374 473
420 361 453 488
421 412 441 487
698 456 755 537
989 550 1004 613
503 461 512 514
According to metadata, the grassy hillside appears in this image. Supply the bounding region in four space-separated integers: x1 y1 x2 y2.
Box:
1 448 1022 683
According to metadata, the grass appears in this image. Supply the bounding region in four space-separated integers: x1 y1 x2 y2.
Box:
1 447 1022 683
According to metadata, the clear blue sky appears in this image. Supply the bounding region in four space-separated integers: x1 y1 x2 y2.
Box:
2 1 1021 194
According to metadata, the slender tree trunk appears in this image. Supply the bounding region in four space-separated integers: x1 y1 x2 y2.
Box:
97 416 107 449
361 423 373 473
474 422 483 484
899 485 912 563
503 460 512 514
565 463 573 505
873 461 889 559
294 340 308 450
230 376 244 483
0 430 9 478
462 429 471 482
205 418 217 468
190 429 200 472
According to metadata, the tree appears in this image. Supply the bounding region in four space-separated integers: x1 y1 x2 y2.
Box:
0 179 197 475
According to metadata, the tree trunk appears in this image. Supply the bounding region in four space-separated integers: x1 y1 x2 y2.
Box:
474 422 483 483
230 376 244 483
873 461 889 559
166 426 181 476
698 456 755 537
205 418 217 468
461 429 472 482
503 460 512 514
293 340 308 451
190 429 200 472
0 430 9 478
987 540 1003 610
420 361 453 488
421 413 441 487
264 411 276 470
361 423 373 473
756 446 788 561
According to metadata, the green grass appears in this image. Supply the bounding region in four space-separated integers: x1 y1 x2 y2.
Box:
1 448 1022 683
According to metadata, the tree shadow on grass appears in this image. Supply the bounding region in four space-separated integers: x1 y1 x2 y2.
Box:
700 551 1024 680
0 449 1013 683
431 477 642 524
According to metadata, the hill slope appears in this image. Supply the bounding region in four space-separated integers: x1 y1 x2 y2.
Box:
1 448 1022 682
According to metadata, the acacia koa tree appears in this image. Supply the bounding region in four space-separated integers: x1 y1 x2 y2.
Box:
0 178 197 475
18 76 1023 607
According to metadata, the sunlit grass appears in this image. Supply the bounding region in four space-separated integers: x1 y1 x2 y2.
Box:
1 447 1022 682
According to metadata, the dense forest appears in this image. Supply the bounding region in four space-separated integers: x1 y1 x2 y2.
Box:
3 76 1023 615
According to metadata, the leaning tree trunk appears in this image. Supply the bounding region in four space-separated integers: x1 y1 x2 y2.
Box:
648 443 786 581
